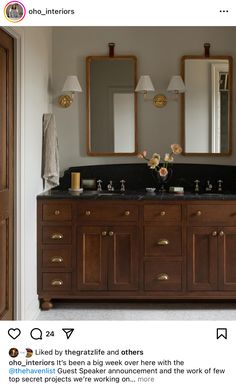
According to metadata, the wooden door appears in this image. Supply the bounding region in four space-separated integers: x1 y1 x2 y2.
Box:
108 226 139 291
0 29 14 320
187 227 218 291
218 227 236 291
77 226 108 290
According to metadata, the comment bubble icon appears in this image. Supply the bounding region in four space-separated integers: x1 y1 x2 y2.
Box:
30 328 43 340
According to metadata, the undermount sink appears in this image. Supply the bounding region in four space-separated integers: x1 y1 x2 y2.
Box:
97 191 143 200
97 192 124 197
199 193 224 197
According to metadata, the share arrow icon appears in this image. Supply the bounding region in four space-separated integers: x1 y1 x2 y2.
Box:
62 328 74 339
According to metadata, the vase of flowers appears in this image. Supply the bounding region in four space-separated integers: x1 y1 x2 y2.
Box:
138 144 182 192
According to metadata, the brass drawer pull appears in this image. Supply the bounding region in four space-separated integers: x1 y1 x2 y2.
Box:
51 233 64 240
51 279 64 286
101 231 107 237
211 231 217 237
85 210 91 216
157 273 169 281
108 231 114 237
124 211 130 216
219 230 224 237
54 210 60 216
196 210 202 216
160 211 166 216
51 256 64 263
157 239 169 245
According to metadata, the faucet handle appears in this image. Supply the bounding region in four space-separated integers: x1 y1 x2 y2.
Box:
97 179 103 191
120 180 126 191
107 180 114 191
194 179 200 193
205 179 213 192
217 179 223 192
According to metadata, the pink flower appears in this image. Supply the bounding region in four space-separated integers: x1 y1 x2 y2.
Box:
137 150 147 159
148 157 159 169
164 153 174 162
152 153 161 161
159 167 168 177
171 144 182 155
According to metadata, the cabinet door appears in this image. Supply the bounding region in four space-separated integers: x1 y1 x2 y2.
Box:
218 227 236 291
187 227 218 291
77 226 107 290
108 226 139 291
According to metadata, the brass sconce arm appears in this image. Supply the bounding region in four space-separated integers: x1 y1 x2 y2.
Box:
135 74 185 108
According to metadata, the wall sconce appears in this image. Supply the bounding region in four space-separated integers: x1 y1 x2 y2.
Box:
58 75 82 108
135 74 185 108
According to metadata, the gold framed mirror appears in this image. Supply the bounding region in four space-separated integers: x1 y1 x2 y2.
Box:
181 48 232 155
86 48 138 156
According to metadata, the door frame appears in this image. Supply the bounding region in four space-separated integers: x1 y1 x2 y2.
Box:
3 27 25 320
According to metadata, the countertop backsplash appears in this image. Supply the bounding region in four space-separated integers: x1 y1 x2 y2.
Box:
56 163 236 194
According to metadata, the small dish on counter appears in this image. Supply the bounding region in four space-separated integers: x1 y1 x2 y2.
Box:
146 187 156 193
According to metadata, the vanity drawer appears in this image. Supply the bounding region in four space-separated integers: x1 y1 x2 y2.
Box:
42 273 72 291
144 226 182 256
187 204 236 224
144 261 182 291
42 203 72 221
144 204 181 222
42 226 72 244
77 203 138 222
42 248 72 269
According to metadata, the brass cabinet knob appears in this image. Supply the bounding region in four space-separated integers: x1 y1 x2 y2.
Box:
54 210 60 216
51 256 64 263
124 210 130 216
101 231 107 237
51 233 63 240
160 211 166 216
196 210 202 216
85 210 91 216
157 273 169 281
51 279 64 286
219 230 224 237
157 239 169 245
108 231 114 237
211 231 217 237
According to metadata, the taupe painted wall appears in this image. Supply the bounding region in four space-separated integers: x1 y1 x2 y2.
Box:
52 27 236 173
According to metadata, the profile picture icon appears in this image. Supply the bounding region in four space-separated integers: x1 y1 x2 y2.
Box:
26 348 33 358
4 1 26 23
9 347 19 358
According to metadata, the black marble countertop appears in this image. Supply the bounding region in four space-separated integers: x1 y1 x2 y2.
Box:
37 190 236 201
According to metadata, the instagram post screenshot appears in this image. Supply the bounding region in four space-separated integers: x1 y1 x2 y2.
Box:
1 0 236 385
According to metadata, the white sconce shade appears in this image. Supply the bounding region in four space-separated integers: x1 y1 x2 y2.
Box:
59 75 82 108
135 75 155 92
62 75 82 92
167 75 186 93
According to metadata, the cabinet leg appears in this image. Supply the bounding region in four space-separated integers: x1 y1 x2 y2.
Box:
41 299 53 311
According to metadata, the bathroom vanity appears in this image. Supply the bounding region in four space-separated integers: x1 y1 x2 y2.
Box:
37 191 236 310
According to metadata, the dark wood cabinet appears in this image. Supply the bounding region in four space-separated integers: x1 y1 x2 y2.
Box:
218 227 236 291
187 203 236 293
187 227 218 291
143 203 185 294
77 225 138 291
37 198 236 309
77 226 108 291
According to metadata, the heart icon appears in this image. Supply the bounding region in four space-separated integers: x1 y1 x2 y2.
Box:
8 328 21 340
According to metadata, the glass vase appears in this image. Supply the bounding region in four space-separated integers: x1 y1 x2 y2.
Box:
153 168 173 192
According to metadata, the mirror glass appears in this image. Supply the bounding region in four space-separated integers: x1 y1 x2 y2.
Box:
86 56 137 155
181 56 232 155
